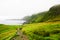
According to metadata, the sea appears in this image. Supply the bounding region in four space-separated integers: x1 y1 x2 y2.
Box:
0 19 26 25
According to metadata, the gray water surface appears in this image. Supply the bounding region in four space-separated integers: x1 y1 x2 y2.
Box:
0 20 26 25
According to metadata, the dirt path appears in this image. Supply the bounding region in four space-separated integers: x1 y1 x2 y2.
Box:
11 28 29 40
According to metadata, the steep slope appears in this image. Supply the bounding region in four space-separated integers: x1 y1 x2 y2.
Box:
23 11 48 23
22 5 60 40
23 5 60 23
42 5 60 22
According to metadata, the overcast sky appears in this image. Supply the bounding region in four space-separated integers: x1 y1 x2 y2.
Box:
0 0 60 20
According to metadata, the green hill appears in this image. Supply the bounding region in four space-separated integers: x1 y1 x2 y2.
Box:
22 5 60 40
41 5 60 22
23 5 60 23
23 11 48 23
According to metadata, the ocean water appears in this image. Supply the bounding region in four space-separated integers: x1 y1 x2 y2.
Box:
0 20 26 25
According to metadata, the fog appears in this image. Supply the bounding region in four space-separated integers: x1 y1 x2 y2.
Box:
0 0 60 24
0 0 60 20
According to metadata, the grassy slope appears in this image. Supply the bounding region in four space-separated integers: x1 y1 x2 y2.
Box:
48 15 60 21
0 25 19 40
22 22 60 40
22 5 60 40
23 11 47 23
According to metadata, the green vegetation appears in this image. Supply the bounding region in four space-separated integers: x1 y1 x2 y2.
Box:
23 5 60 23
0 24 19 40
22 5 60 40
0 4 60 40
22 22 60 40
23 11 47 23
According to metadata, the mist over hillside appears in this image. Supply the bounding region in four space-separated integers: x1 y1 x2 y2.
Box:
23 5 60 24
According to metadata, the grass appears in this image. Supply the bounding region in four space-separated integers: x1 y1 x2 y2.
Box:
22 21 60 40
0 22 60 40
0 24 20 40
